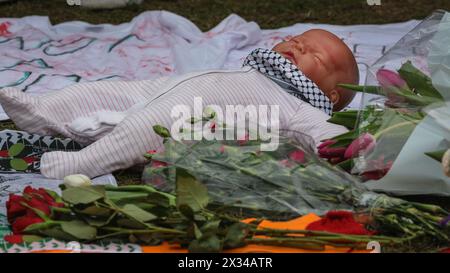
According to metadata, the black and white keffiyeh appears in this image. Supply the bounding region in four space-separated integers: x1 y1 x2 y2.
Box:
243 48 333 115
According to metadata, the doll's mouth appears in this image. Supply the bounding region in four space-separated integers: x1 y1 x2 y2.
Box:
281 51 296 64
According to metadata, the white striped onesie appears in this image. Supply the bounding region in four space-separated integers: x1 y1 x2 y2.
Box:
0 67 348 179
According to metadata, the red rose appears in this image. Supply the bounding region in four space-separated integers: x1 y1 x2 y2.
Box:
4 235 24 244
6 194 27 221
11 211 44 234
23 186 64 210
6 187 64 235
306 210 374 235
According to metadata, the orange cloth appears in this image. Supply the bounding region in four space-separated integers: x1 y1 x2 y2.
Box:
142 213 369 253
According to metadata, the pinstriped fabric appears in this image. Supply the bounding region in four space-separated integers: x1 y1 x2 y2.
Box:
0 69 347 179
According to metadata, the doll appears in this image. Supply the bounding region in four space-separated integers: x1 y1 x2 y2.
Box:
0 29 359 179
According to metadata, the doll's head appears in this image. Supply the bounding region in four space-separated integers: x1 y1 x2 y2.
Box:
272 29 359 111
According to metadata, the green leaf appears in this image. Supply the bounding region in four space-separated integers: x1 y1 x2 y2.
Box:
398 61 444 99
338 84 381 95
425 150 446 162
10 158 28 171
147 192 171 208
223 223 248 249
24 221 57 232
322 129 359 148
116 218 146 229
39 227 78 241
122 204 157 222
327 110 358 129
22 235 44 243
153 125 171 138
61 220 97 240
176 169 209 212
200 220 221 234
45 189 63 203
336 158 353 172
84 217 110 227
188 234 222 253
8 143 25 157
193 223 203 239
62 186 105 204
178 204 195 219
79 206 111 217
106 191 148 202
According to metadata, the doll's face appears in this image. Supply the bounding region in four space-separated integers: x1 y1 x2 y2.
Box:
272 29 358 110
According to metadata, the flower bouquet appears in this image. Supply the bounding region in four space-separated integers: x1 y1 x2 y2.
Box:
318 10 450 195
4 128 450 252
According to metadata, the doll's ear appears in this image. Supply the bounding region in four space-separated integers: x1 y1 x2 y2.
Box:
328 89 340 104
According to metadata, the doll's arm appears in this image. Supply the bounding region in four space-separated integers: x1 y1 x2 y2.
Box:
284 103 348 152
0 78 168 143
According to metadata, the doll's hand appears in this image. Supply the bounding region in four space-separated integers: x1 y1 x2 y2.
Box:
67 110 127 138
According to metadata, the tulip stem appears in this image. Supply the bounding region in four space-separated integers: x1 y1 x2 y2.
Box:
373 121 417 140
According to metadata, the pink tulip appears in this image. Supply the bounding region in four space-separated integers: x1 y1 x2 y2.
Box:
318 139 335 149
376 69 407 89
317 140 347 159
344 133 376 159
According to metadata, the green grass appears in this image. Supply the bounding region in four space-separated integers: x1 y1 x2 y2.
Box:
0 0 449 252
0 0 449 190
1 0 450 30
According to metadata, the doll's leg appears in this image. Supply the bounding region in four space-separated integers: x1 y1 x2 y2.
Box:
0 78 168 141
39 104 169 179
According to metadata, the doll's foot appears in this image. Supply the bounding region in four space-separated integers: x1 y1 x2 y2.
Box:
40 151 80 179
0 87 49 134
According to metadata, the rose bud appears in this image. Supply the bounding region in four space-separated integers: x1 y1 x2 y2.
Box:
344 133 376 159
63 174 92 187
